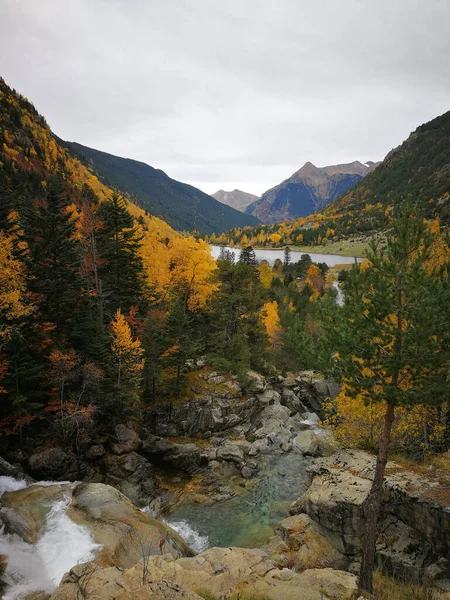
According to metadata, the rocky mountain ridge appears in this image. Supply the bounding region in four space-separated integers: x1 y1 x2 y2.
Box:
246 160 379 223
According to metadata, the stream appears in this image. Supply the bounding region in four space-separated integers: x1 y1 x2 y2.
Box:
165 452 309 551
0 452 309 597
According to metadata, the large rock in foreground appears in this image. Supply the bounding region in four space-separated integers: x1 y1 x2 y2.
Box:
290 449 450 585
48 548 358 600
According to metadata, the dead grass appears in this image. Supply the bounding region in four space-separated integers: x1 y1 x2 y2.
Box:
369 570 447 600
386 452 450 506
195 590 272 600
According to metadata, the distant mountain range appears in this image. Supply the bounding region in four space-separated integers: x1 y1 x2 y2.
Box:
245 160 379 223
212 189 259 212
60 141 260 235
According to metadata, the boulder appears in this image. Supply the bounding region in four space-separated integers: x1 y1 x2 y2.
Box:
69 483 194 568
28 447 76 480
292 430 322 456
276 514 346 571
257 389 281 405
104 452 157 507
142 436 202 474
216 445 244 464
244 370 266 393
85 445 106 460
110 424 142 455
280 388 309 414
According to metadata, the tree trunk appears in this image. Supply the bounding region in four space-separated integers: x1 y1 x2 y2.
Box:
358 401 395 593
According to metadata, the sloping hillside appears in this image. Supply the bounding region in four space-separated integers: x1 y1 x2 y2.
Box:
61 141 260 234
326 111 450 220
0 77 216 303
246 161 377 223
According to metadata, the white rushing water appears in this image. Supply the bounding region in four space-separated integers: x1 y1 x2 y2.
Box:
332 281 345 306
164 519 209 553
0 476 102 600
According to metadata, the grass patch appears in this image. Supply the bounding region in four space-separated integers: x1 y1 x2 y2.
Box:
386 451 450 506
195 589 273 600
369 570 446 600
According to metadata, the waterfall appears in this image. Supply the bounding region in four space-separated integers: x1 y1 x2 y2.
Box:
0 476 102 600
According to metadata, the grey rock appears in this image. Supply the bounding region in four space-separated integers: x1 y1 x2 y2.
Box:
216 445 244 464
104 452 156 507
85 444 106 460
29 447 76 480
292 430 321 456
110 424 142 455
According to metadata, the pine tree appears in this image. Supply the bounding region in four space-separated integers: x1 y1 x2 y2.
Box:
283 246 291 269
23 175 85 342
97 193 146 320
317 204 450 593
208 261 268 372
164 300 202 393
239 245 257 265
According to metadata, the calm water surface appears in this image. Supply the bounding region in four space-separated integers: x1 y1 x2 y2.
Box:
211 245 361 267
166 453 309 549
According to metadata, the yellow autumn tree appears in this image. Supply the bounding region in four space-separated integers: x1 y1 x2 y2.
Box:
258 262 274 289
111 310 144 407
323 390 446 455
269 233 282 245
142 235 217 310
261 300 281 347
0 230 34 341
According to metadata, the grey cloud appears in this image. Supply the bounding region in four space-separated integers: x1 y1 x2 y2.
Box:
1 0 449 195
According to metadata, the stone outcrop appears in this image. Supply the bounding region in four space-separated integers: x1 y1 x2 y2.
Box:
46 548 358 600
289 449 450 586
143 369 337 440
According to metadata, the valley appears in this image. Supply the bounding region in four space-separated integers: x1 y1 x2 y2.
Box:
1 46 450 600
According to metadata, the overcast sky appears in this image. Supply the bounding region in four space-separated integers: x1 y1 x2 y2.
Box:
1 0 449 196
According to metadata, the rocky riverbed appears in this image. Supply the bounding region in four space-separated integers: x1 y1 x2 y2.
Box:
0 366 449 598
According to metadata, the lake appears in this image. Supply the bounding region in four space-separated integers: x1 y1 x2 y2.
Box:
211 245 362 267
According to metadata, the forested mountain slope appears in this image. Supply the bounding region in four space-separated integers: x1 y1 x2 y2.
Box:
61 140 260 234
326 110 450 220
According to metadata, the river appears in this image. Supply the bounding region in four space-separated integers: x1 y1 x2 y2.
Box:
165 453 309 551
211 245 361 267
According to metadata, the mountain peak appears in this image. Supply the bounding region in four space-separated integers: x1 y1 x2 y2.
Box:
298 161 318 174
212 189 260 212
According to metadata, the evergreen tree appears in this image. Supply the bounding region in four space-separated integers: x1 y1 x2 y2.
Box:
23 175 85 342
239 245 257 265
97 193 147 320
207 261 268 372
164 300 202 393
316 204 450 593
283 246 291 269
141 309 168 402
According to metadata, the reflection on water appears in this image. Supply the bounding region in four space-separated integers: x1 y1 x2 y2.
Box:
166 453 309 549
211 245 361 267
